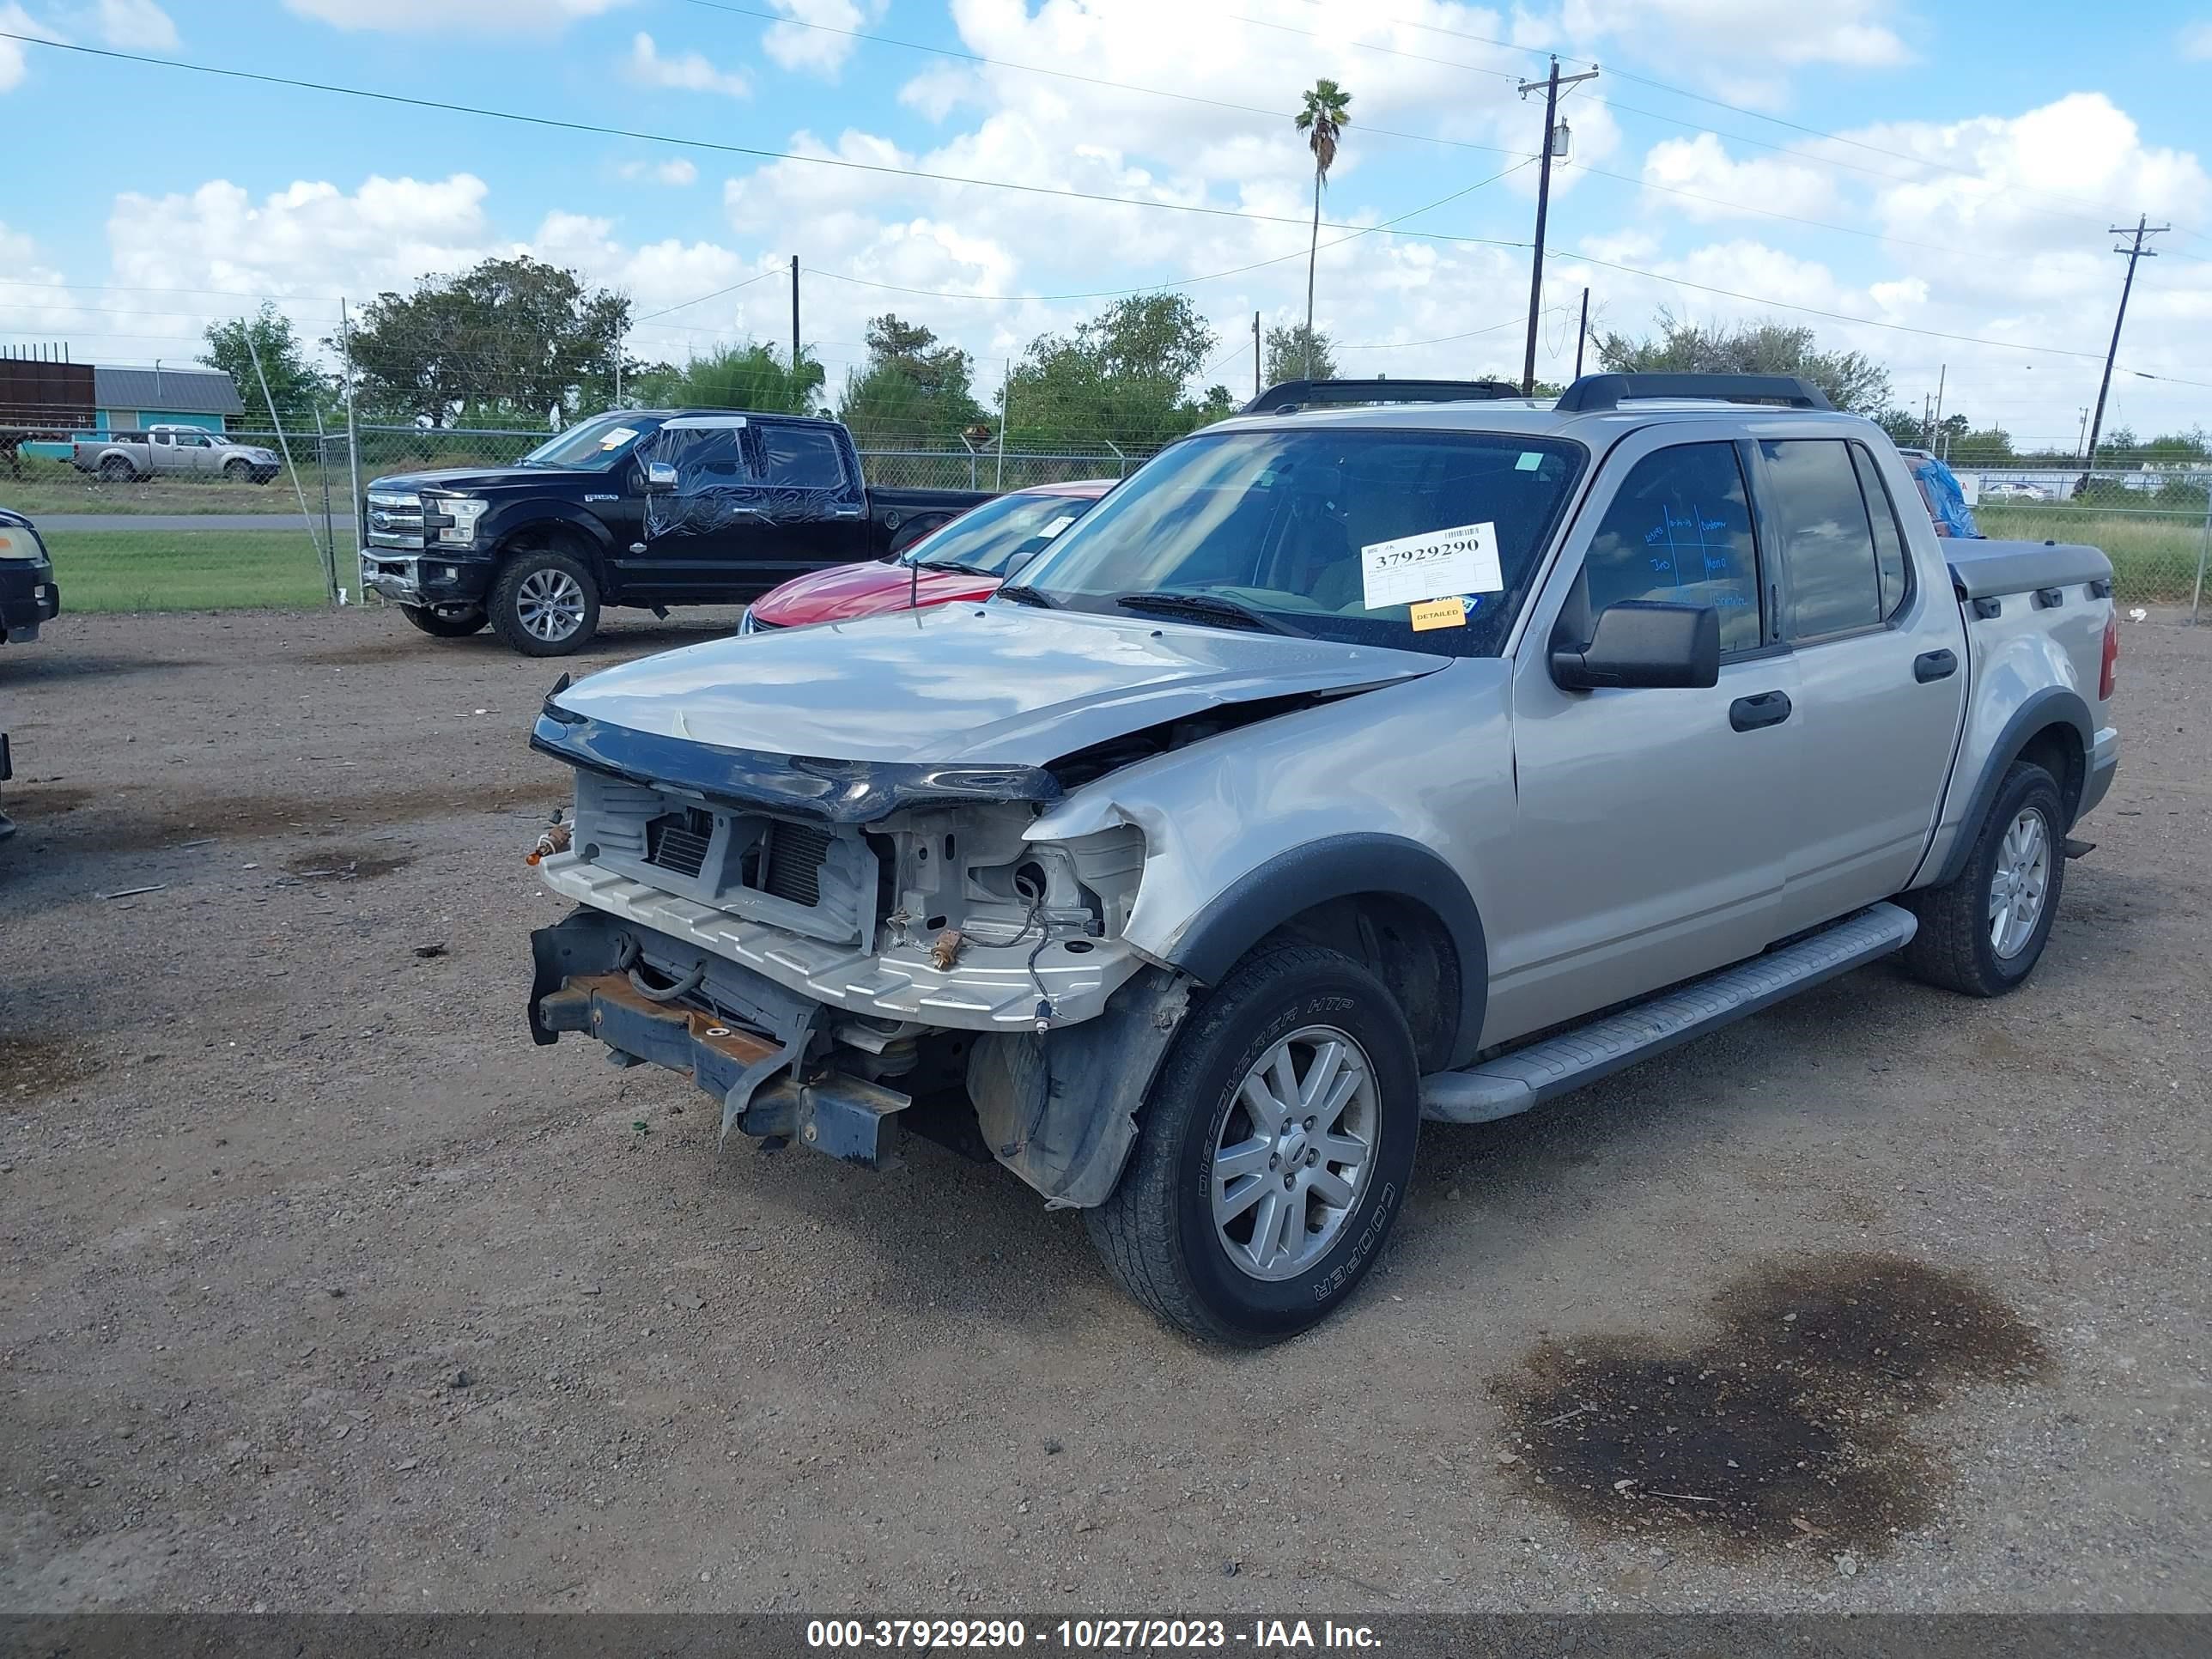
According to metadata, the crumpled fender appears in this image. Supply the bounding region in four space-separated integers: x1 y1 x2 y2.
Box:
966 967 1194 1208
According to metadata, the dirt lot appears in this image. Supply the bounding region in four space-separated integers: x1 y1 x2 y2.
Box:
1 606 2206 1615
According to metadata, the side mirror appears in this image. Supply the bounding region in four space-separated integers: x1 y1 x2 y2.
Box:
1000 543 1046 579
643 460 678 492
1550 599 1720 690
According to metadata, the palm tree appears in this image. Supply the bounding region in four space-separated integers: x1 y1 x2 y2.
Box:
1293 78 1352 380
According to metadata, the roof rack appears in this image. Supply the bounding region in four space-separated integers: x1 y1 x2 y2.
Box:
1552 373 1835 414
1241 378 1524 416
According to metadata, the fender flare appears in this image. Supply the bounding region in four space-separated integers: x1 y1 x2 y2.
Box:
488 501 619 577
1927 684 2094 888
1164 833 1489 1068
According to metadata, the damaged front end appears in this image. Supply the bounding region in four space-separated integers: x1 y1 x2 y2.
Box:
526 714 1169 1197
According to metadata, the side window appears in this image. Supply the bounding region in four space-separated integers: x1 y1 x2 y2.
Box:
1582 441 1762 654
1760 439 1883 640
1850 444 1911 618
755 424 846 489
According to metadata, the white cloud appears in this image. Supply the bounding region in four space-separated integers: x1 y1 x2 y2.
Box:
0 3 65 93
2179 21 2212 59
281 0 630 30
1557 0 1905 102
761 0 884 78
1638 132 1839 222
94 0 174 49
627 32 750 98
618 157 700 186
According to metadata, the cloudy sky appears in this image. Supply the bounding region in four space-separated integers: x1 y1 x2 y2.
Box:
3 0 2209 447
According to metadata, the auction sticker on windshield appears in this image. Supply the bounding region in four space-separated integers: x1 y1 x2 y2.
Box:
1360 520 1502 611
598 427 639 450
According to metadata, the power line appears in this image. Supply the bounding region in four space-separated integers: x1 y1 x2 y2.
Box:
0 33 1527 254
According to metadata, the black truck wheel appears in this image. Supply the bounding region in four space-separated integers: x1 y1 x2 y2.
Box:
98 455 137 483
1902 760 2066 997
223 459 254 483
489 548 600 656
1085 944 1420 1346
401 604 488 639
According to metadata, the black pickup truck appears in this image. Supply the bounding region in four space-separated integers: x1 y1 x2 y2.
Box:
358 410 992 655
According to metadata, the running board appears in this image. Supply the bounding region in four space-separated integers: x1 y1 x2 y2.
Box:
1420 902 1918 1124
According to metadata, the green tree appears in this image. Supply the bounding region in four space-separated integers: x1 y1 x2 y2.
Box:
1265 323 1337 386
331 256 631 427
632 343 828 414
203 303 331 421
1873 407 1925 449
837 314 987 447
1005 294 1220 449
1293 79 1352 378
1595 310 1893 413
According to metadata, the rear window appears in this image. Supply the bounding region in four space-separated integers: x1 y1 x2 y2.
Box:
756 424 847 489
1762 438 1884 641
1018 428 1586 657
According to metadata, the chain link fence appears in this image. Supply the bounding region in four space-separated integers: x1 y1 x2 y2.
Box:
13 423 2207 619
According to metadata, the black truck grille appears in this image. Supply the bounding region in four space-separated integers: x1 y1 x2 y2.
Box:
762 819 831 907
644 808 715 879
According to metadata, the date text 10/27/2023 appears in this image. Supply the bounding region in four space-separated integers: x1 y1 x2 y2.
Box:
806 1619 1383 1650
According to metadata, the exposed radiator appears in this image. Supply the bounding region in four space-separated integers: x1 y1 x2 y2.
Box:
763 818 832 908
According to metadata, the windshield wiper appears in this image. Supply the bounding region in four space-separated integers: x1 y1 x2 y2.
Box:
993 582 1059 609
915 558 995 577
1112 591 1308 637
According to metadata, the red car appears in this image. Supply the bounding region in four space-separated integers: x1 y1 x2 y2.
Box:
739 479 1114 632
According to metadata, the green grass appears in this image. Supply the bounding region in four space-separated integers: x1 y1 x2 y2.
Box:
1974 504 2209 604
43 529 331 612
3 457 331 517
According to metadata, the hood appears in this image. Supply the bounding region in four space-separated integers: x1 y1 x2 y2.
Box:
547 601 1443 769
368 465 582 495
751 558 999 625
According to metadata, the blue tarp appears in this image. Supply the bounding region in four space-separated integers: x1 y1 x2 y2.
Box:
1903 451 1982 539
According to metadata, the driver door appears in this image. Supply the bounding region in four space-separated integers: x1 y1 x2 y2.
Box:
1480 428 1803 1046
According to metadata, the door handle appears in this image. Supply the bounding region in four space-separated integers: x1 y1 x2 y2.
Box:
1914 648 1958 683
1729 690 1792 732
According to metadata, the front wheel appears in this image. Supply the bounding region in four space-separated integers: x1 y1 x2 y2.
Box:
489 548 600 656
401 604 488 638
1902 760 2066 996
1085 944 1420 1346
223 459 253 483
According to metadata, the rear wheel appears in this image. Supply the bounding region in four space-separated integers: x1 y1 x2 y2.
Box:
1085 945 1419 1346
489 547 599 656
1902 760 2066 996
401 604 488 638
98 456 136 483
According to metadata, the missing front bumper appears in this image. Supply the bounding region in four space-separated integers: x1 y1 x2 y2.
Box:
530 909 911 1169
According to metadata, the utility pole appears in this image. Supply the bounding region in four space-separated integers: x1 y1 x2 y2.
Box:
2075 406 2090 462
1930 363 1946 454
2080 215 2167 494
1253 311 1262 398
1516 55 1598 396
789 255 803 412
1572 286 1589 380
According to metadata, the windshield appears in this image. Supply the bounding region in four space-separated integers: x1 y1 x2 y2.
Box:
904 490 1102 577
520 413 653 470
1012 427 1585 656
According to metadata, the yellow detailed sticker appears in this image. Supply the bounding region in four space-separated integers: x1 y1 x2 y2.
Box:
1409 596 1468 631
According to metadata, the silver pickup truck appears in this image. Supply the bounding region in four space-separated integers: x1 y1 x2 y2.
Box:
524 373 2120 1345
72 425 280 484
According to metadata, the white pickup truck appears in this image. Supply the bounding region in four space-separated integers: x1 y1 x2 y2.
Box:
524 374 2120 1344
71 425 280 484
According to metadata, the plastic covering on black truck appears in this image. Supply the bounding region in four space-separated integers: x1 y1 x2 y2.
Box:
644 415 865 539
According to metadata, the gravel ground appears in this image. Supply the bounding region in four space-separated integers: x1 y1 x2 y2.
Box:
0 606 2205 1615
